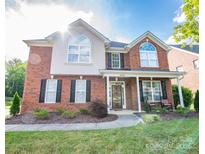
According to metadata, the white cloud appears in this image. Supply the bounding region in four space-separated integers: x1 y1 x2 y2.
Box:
165 36 177 45
5 1 112 60
173 4 186 23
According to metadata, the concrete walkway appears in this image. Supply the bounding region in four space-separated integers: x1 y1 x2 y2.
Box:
6 111 142 132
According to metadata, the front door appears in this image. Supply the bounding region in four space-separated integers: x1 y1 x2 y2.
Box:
112 84 123 110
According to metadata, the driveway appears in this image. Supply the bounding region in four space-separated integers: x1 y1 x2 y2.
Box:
6 112 142 132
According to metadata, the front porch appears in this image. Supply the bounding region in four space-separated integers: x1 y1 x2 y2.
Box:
100 69 185 112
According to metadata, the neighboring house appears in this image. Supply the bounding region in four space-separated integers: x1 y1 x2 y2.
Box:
21 19 184 113
168 45 199 92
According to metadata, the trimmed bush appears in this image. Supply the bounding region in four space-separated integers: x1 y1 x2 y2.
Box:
33 108 49 119
62 110 78 119
158 108 169 114
194 90 199 112
56 108 66 115
176 105 189 114
10 92 21 116
79 108 89 114
88 101 107 118
142 114 161 123
172 85 193 108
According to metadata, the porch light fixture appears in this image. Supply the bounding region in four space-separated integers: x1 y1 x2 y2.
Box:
146 38 149 42
51 75 54 79
115 77 118 81
80 76 83 80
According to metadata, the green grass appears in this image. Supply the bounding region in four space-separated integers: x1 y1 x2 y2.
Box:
142 114 161 123
6 118 198 154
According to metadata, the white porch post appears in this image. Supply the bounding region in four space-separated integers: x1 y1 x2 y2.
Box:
136 76 141 112
177 77 184 107
106 76 110 111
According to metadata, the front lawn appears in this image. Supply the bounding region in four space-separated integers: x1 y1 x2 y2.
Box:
6 118 198 154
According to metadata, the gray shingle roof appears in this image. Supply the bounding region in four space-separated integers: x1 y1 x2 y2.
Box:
109 41 128 48
171 44 199 54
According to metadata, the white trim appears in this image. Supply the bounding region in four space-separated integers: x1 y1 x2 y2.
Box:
100 69 185 78
23 39 53 47
177 77 184 107
136 76 141 112
111 53 121 69
75 80 86 103
106 76 110 111
170 46 199 56
142 80 162 102
109 81 126 109
44 79 57 103
127 31 171 51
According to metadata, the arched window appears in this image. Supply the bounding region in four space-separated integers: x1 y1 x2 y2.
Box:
68 34 91 63
139 42 158 67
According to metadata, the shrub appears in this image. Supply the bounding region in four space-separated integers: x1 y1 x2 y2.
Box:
88 101 107 118
56 108 66 115
143 97 151 113
172 85 193 108
79 108 89 114
194 90 199 112
158 108 169 114
10 92 21 116
176 105 189 114
33 108 49 119
62 110 78 119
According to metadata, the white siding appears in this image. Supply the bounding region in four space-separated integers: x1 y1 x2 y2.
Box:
50 26 106 75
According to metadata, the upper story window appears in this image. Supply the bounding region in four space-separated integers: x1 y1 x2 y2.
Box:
111 53 121 69
140 42 159 67
193 59 199 69
67 35 91 63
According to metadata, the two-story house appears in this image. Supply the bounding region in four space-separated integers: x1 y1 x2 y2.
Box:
21 19 184 113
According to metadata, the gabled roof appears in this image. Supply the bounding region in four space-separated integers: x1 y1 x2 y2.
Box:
170 44 199 54
109 41 128 48
127 31 171 51
46 19 110 43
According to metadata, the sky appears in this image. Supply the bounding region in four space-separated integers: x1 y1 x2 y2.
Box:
5 0 184 61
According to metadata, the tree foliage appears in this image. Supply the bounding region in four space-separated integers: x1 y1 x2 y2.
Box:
10 92 21 116
173 0 199 46
172 85 193 108
194 90 199 112
5 58 26 97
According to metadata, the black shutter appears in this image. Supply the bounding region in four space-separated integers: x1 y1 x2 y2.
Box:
161 80 167 99
120 53 124 69
70 80 76 102
39 79 47 103
56 80 62 103
139 81 144 102
108 53 112 69
86 80 91 102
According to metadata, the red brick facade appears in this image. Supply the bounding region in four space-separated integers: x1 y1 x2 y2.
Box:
22 37 174 113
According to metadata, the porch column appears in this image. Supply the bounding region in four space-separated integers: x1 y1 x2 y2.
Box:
106 76 110 111
177 77 184 107
136 76 141 112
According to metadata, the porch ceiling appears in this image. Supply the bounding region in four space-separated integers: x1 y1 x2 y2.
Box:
99 69 185 79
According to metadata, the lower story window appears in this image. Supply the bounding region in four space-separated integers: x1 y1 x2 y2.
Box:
45 79 57 103
75 80 86 103
142 81 162 102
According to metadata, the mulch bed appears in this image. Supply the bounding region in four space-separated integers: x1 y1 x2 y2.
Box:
159 112 199 120
5 112 118 124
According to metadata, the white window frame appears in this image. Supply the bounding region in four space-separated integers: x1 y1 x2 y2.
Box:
67 35 91 64
75 80 86 103
111 53 121 69
45 79 57 103
142 80 162 102
193 59 199 69
140 43 159 67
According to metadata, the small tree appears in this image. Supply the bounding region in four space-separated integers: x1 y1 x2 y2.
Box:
10 92 21 116
194 90 199 112
172 85 193 108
